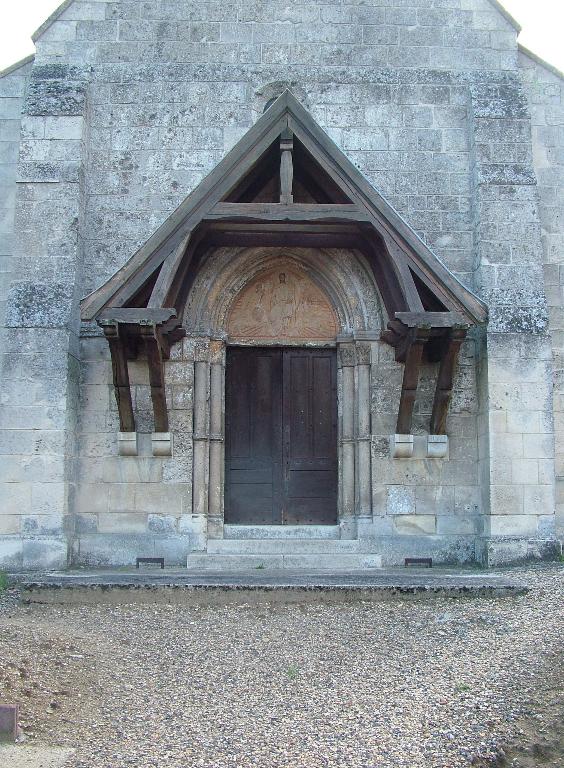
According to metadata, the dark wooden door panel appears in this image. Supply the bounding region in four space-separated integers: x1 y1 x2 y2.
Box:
225 346 337 525
283 348 337 525
225 347 282 524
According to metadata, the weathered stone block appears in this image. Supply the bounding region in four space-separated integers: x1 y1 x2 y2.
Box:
22 538 67 570
98 512 147 534
489 515 538 537
436 516 481 535
0 515 20 535
26 78 86 116
393 515 436 535
386 485 415 515
5 282 74 327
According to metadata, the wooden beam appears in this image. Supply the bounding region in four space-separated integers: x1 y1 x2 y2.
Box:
396 328 429 434
206 202 368 223
430 328 467 435
395 311 470 329
98 308 177 325
382 235 424 313
142 329 169 433
279 128 294 205
103 326 135 433
81 109 289 319
148 231 191 308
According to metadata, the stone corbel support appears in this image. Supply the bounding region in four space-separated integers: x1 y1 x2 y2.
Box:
390 434 414 458
118 431 138 456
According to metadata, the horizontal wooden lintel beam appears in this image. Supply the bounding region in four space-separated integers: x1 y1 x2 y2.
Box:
206 202 368 223
97 307 177 325
394 311 471 329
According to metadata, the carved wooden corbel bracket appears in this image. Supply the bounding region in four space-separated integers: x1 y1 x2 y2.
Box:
98 308 185 437
395 326 430 435
429 327 467 435
381 312 469 438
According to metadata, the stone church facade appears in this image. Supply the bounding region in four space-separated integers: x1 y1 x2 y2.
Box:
0 0 563 570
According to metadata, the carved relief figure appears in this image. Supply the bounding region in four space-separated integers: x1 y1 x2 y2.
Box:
228 265 338 342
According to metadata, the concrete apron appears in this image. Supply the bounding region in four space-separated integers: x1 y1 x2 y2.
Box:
14 569 528 606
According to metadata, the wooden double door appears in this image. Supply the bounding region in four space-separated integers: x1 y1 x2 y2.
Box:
225 347 338 525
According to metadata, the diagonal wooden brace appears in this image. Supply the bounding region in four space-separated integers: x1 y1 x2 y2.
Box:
396 327 429 435
430 328 467 435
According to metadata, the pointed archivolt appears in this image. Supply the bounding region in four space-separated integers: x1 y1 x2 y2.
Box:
82 90 487 437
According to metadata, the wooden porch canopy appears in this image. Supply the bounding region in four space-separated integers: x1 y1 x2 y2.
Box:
80 90 487 437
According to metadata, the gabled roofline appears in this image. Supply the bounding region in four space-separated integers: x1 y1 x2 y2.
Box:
0 54 35 79
32 0 74 43
486 0 521 33
33 0 520 45
81 89 487 325
518 43 564 81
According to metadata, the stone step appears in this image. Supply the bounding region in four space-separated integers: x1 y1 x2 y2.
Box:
207 539 361 554
186 553 382 570
223 525 340 540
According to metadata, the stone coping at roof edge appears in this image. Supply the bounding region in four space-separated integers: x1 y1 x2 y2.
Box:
0 54 35 80
31 0 521 45
518 43 564 82
2 6 562 87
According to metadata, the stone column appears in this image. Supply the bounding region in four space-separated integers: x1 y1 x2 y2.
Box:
207 340 225 539
355 341 373 523
469 77 557 565
338 341 356 538
192 341 210 531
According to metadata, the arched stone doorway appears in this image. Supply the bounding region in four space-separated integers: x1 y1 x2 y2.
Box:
182 245 383 540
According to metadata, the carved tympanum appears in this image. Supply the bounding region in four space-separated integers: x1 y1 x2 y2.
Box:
228 265 338 342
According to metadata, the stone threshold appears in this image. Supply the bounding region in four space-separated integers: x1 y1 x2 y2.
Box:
12 568 527 605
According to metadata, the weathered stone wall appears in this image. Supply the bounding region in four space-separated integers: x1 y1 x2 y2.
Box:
468 69 556 564
0 58 34 560
0 0 559 567
0 51 89 569
519 49 564 539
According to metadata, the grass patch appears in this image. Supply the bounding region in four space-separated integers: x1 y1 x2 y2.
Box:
286 665 299 681
0 570 8 592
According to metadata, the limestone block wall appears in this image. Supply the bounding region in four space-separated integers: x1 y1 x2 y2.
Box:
0 0 559 567
73 335 198 565
518 50 564 538
469 71 556 563
0 55 88 569
369 336 481 564
0 58 36 563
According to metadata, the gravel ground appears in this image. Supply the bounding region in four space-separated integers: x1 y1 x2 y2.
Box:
0 564 562 768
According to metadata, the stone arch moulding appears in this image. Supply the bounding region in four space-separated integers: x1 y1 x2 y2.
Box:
80 88 488 441
182 245 383 341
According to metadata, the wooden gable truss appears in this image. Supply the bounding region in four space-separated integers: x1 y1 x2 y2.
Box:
81 90 487 437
